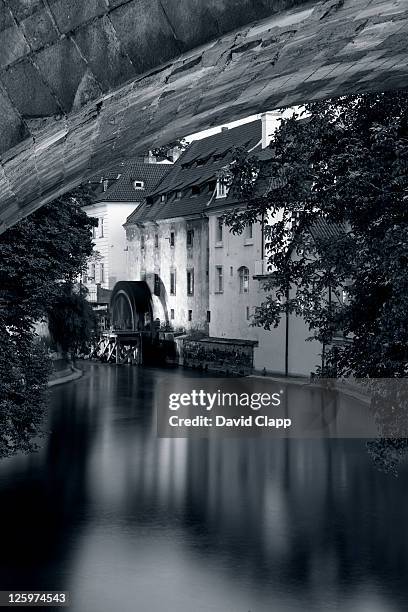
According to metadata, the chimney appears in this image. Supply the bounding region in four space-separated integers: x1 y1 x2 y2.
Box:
261 112 276 149
144 150 157 164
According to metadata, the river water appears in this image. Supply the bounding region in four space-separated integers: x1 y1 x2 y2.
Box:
0 363 407 612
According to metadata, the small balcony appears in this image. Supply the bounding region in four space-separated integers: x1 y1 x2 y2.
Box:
253 260 275 277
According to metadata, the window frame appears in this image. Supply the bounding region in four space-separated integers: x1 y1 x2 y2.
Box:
186 229 194 248
170 270 176 296
186 268 194 296
215 266 224 293
215 217 223 243
239 266 250 294
216 178 228 199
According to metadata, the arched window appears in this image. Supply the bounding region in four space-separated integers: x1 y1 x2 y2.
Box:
238 266 249 293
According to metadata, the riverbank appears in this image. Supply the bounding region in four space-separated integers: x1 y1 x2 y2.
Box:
48 360 83 387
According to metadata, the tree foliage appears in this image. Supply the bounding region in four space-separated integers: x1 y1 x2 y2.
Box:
225 91 408 474
225 90 408 379
48 284 97 355
151 138 188 162
0 188 96 458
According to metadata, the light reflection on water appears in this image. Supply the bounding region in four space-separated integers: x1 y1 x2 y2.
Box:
0 362 407 612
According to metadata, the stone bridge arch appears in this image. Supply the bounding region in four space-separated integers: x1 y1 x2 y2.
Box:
0 0 407 231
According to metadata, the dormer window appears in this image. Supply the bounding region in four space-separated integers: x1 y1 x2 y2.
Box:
175 191 182 199
161 194 166 202
216 178 228 199
133 180 144 190
191 185 200 196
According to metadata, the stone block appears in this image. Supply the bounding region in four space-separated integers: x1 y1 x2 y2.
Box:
1 59 62 116
35 37 99 112
5 0 44 20
47 0 108 34
0 86 30 154
73 16 135 91
109 0 181 74
0 1 30 67
20 6 59 50
160 0 307 48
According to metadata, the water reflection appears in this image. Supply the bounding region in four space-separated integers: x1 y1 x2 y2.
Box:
0 363 407 612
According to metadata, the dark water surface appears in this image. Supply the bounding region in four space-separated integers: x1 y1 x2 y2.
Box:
0 363 407 612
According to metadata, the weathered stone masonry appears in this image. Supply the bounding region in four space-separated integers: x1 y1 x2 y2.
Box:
0 0 407 231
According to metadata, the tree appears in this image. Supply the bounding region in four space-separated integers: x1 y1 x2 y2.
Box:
48 283 97 355
225 91 408 379
151 138 188 162
224 91 408 473
0 187 97 458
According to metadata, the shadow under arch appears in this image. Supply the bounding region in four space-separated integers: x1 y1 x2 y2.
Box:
110 281 153 332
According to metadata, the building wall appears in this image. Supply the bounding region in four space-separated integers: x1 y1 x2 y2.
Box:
126 217 209 331
83 201 137 291
106 202 138 288
208 212 262 342
83 202 110 289
207 211 322 376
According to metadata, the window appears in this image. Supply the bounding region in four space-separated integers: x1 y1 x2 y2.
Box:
215 266 223 293
103 179 109 192
100 262 105 284
141 233 145 249
99 217 104 238
187 269 194 296
133 180 144 190
246 223 253 239
191 185 200 196
170 271 176 295
154 274 160 296
216 178 228 199
90 263 96 281
246 306 250 321
239 266 249 293
170 231 175 247
216 217 223 243
188 310 193 322
187 229 194 248
82 271 87 284
176 191 182 199
207 311 211 323
161 194 166 202
230 266 233 276
171 309 175 320
155 233 159 248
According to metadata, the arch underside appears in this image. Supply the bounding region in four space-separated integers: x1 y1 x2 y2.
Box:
0 0 407 231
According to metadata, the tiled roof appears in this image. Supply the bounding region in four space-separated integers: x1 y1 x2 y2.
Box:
94 160 171 203
310 218 347 242
127 120 262 224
